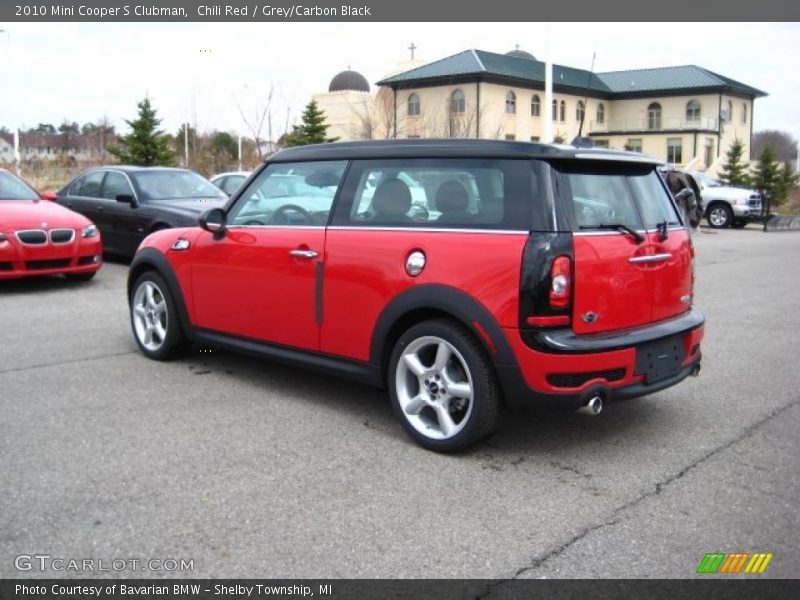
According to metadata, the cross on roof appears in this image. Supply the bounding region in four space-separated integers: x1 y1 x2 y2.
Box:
408 42 417 60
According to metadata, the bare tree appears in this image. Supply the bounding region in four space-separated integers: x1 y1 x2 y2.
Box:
752 129 799 162
350 91 398 140
233 84 275 159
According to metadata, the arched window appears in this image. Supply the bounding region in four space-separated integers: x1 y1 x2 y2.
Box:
721 100 733 123
559 100 566 122
686 100 701 122
552 99 558 120
576 100 585 122
531 95 541 117
742 102 747 124
407 93 420 117
451 89 465 114
505 91 516 114
647 103 662 130
596 103 605 124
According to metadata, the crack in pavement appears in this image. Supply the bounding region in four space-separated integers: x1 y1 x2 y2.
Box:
0 350 137 376
476 397 800 598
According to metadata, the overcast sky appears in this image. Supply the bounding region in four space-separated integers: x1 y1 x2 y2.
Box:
0 22 797 138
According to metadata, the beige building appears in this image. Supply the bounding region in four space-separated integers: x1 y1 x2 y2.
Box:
316 48 766 174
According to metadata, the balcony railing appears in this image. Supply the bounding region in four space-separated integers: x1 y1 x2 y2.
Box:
589 116 718 133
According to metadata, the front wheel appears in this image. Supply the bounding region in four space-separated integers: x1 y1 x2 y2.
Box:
388 319 500 452
130 271 187 360
707 203 733 228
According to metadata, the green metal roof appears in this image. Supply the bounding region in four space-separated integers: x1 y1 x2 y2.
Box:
377 50 767 98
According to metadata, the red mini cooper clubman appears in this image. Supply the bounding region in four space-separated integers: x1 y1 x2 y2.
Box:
127 140 704 451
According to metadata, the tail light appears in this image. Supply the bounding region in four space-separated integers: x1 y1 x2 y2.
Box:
549 255 572 309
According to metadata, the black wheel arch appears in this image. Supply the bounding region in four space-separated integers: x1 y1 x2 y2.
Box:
128 248 196 342
369 285 519 385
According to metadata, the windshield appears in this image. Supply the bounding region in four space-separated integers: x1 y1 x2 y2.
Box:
0 171 40 200
693 172 720 188
132 171 226 201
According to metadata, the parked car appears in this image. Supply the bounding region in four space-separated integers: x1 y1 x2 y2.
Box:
127 140 704 452
210 171 251 196
658 165 703 229
689 171 762 229
0 168 102 281
57 167 227 257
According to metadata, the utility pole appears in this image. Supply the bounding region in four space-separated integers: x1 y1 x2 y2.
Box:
0 29 19 175
543 24 554 144
184 122 189 168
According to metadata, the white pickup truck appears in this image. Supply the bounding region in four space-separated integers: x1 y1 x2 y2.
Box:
690 171 763 228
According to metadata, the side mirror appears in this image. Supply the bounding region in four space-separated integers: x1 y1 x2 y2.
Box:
199 207 227 240
40 191 58 201
116 194 138 208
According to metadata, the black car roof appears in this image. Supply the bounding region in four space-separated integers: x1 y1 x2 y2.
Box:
269 139 663 165
84 166 193 173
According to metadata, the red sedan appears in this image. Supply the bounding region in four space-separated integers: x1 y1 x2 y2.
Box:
0 169 103 281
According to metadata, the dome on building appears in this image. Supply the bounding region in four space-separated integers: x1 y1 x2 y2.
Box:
506 48 537 61
328 69 370 93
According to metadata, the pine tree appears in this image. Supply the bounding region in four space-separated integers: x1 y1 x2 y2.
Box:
282 100 338 147
752 145 782 215
775 161 799 206
719 138 751 187
108 97 176 166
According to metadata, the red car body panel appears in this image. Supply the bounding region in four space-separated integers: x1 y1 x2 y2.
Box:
0 176 103 280
321 229 528 360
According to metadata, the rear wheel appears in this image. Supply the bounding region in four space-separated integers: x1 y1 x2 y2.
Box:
388 319 500 452
707 203 733 228
130 271 187 360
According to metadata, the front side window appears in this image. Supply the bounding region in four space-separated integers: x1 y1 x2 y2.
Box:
531 95 541 117
132 171 225 201
333 158 542 230
79 171 105 198
228 161 347 226
408 93 420 117
0 171 39 200
667 138 683 164
451 89 465 114
101 172 135 200
505 91 516 114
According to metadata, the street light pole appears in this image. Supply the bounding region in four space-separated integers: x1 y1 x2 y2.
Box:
0 29 19 175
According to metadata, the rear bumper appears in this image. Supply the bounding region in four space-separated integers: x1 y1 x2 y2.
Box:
498 308 705 409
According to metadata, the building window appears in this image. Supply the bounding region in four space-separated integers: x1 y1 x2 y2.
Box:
596 103 605 124
531 95 540 117
505 134 516 141
505 91 516 114
407 135 421 139
576 100 585 123
451 89 465 114
742 103 747 124
407 93 420 117
704 138 715 167
593 139 610 148
559 100 566 122
667 138 683 164
626 138 643 152
530 136 540 142
647 103 662 130
552 99 558 120
721 100 733 123
686 100 701 122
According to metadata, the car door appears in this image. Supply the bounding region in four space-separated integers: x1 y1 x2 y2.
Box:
190 160 347 350
63 170 112 245
98 170 145 256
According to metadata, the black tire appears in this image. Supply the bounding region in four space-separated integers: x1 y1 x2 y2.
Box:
65 271 96 282
129 271 188 360
387 319 500 452
731 219 748 229
706 203 733 229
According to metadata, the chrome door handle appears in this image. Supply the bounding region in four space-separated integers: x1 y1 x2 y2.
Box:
628 253 672 264
289 249 318 259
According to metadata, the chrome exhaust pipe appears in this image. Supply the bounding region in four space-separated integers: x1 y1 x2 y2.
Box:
577 395 603 416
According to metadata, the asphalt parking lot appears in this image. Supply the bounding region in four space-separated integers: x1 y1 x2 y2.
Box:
1 226 798 581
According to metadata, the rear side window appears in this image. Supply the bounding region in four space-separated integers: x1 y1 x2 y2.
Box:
332 158 543 230
556 163 680 231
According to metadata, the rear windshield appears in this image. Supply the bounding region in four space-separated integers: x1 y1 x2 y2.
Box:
556 163 680 231
0 171 40 200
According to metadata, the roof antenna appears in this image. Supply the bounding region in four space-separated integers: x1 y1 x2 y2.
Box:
572 51 596 147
